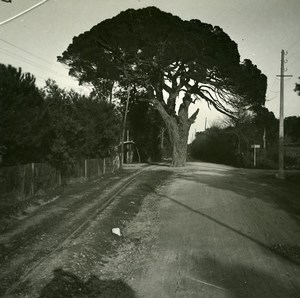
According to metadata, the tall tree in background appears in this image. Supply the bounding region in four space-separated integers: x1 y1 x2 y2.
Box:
285 116 300 144
41 80 84 172
42 80 120 173
295 77 300 96
73 92 121 158
127 97 165 162
189 106 279 168
58 7 266 167
0 64 44 165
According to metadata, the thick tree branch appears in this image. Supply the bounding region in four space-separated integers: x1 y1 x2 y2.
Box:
188 108 199 123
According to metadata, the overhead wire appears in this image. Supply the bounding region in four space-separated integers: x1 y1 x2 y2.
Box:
289 56 300 65
0 37 53 65
0 0 49 26
0 47 71 80
0 49 87 91
0 1 93 94
0 0 62 81
265 95 278 102
0 47 49 70
287 48 300 60
0 47 52 71
268 89 280 94
287 36 300 52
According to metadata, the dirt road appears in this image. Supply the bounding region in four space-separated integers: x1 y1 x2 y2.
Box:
0 164 172 297
128 163 300 298
0 162 299 297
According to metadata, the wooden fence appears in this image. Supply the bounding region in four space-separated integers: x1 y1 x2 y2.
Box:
0 156 120 200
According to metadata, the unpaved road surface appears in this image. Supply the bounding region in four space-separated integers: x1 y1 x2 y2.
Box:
0 164 172 297
0 162 299 297
129 163 300 298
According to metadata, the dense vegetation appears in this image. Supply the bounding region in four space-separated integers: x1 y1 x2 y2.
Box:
0 63 169 170
189 110 300 169
0 64 121 171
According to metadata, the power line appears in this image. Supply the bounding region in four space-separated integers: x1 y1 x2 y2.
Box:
0 0 49 26
289 56 300 65
0 47 58 75
268 77 278 89
265 95 277 102
0 38 53 65
268 89 279 94
287 37 300 52
0 48 58 78
287 49 300 60
0 48 84 90
0 47 70 79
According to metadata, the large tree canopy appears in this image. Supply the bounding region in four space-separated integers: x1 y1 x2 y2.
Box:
58 6 267 166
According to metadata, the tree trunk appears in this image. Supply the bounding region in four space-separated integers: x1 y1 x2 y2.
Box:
152 97 197 167
170 125 189 167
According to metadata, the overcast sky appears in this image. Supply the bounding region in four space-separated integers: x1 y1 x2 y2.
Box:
1 0 300 140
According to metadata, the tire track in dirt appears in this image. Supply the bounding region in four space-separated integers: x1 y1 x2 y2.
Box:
0 165 150 296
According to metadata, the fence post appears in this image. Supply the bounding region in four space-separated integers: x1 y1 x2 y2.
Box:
58 169 62 186
97 159 101 176
31 163 35 196
85 159 88 179
103 158 106 175
20 165 26 198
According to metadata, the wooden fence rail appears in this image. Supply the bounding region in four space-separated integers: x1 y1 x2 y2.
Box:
0 157 120 200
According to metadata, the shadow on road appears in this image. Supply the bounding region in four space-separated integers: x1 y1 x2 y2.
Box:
159 192 300 267
188 255 299 298
174 166 300 219
39 268 136 298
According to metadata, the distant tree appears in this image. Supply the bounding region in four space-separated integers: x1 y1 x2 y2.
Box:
190 105 281 168
295 77 300 96
41 80 82 172
285 116 300 144
253 107 278 147
41 80 120 172
58 7 266 167
72 92 121 158
127 98 164 162
190 125 237 166
0 64 44 165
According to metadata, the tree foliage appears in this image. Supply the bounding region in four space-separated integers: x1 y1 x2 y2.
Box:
0 64 44 165
295 77 300 96
285 116 300 144
0 65 120 168
127 98 164 162
42 80 121 172
190 126 237 165
189 106 280 168
58 7 267 166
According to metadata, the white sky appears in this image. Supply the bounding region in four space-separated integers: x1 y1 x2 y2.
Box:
1 0 300 142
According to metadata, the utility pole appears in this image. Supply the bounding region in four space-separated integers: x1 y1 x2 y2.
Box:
120 86 130 169
276 50 292 179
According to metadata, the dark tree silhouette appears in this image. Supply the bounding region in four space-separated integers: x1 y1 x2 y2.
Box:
0 64 44 165
295 77 300 96
58 7 267 167
41 79 121 172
